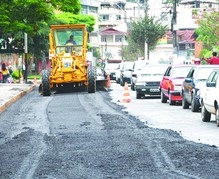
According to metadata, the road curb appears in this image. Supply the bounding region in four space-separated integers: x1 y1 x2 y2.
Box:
0 84 37 113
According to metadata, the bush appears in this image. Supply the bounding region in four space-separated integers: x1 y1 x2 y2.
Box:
12 70 22 80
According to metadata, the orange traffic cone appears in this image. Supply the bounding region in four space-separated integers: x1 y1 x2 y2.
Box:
122 82 131 103
107 74 111 87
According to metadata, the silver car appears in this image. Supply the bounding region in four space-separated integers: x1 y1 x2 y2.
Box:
135 64 168 99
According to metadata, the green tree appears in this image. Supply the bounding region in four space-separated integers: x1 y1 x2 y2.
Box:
0 0 95 73
54 13 95 32
128 16 168 59
195 11 219 51
121 38 141 61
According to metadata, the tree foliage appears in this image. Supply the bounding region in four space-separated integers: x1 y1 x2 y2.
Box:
128 16 168 58
195 11 219 51
0 0 95 71
54 13 95 32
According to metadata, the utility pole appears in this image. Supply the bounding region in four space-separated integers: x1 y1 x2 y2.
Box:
172 0 177 55
24 33 28 84
144 0 148 17
144 0 148 60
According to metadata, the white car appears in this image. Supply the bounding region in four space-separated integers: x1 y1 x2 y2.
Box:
135 64 168 99
104 63 120 81
115 63 123 84
199 69 219 127
130 60 148 91
96 68 106 81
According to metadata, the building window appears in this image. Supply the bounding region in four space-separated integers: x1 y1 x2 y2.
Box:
100 15 109 21
101 36 107 42
115 35 123 42
160 12 168 21
116 15 121 20
90 7 97 13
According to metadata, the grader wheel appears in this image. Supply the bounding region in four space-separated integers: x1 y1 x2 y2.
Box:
87 66 96 93
41 70 51 96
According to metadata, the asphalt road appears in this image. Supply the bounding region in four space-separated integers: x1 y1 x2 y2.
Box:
0 86 219 178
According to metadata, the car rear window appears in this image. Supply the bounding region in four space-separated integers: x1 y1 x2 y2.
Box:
171 66 192 78
196 68 218 80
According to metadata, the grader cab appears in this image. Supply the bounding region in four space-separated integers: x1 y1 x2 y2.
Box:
40 24 98 96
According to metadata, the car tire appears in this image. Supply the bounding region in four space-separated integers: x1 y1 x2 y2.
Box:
136 92 142 99
161 91 167 103
182 94 189 109
120 78 123 86
215 106 219 127
191 94 199 112
169 94 175 105
201 104 211 122
131 82 134 91
121 78 125 86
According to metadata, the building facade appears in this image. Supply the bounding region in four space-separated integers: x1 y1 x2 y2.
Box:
80 0 219 63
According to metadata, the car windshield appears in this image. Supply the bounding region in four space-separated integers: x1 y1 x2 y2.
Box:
105 63 119 70
53 28 84 54
171 66 192 78
134 61 147 70
123 62 134 70
196 68 217 80
140 65 167 76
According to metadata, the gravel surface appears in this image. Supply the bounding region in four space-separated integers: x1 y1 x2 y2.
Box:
0 87 219 179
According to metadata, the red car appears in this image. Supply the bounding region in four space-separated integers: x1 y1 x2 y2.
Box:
160 64 195 105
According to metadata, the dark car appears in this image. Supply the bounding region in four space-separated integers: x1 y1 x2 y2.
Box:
120 62 134 86
181 65 219 112
135 64 168 99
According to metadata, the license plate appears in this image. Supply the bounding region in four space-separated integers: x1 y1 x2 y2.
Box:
150 88 159 92
141 89 146 91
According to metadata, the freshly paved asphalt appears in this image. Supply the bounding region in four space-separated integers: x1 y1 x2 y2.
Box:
0 82 37 113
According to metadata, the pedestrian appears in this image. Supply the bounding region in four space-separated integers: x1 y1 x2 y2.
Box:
22 63 26 80
8 65 13 75
1 63 9 83
7 65 13 83
202 52 219 64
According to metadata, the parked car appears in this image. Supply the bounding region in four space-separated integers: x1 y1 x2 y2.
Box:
160 64 195 105
135 64 168 99
199 69 219 126
120 61 134 86
182 65 219 112
115 63 123 84
96 68 106 81
104 63 120 81
130 60 148 91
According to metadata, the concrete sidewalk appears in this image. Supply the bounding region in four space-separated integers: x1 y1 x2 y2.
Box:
0 83 37 113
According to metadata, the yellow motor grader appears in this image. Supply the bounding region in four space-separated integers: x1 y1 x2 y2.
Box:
40 24 106 96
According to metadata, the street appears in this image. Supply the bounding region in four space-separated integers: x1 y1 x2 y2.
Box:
0 84 219 178
109 82 219 148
